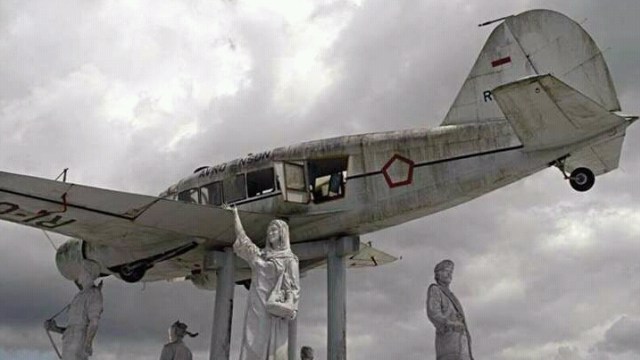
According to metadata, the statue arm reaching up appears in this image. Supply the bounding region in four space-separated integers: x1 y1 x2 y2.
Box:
230 206 263 266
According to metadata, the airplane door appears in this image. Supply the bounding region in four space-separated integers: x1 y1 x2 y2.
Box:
275 161 310 203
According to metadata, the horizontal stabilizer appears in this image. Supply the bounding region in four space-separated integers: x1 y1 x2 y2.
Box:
300 242 398 272
493 74 626 150
566 132 626 176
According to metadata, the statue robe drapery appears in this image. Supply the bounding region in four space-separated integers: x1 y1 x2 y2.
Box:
62 286 103 360
234 233 300 360
159 339 193 360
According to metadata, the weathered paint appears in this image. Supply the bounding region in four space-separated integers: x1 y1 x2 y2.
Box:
0 9 635 285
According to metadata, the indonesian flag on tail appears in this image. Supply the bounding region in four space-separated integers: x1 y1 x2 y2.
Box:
491 56 512 67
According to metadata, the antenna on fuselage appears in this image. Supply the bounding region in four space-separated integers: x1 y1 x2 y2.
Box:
54 168 69 182
478 15 512 27
40 168 70 251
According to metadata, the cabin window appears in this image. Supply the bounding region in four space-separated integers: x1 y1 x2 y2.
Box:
201 181 223 206
178 188 199 204
308 157 348 203
247 168 275 197
224 174 246 203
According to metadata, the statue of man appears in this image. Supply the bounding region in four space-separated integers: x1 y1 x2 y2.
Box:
231 207 300 360
426 259 473 360
44 260 103 360
159 321 198 360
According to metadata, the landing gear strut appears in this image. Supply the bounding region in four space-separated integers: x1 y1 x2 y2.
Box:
552 158 595 192
110 242 199 283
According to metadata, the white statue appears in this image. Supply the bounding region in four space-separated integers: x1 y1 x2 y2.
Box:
426 259 474 360
159 321 198 360
231 207 300 360
44 260 103 360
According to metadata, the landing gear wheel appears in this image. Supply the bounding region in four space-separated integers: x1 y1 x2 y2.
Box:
569 167 595 192
119 265 147 283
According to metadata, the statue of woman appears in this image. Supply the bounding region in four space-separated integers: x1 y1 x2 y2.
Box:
159 321 198 360
231 207 300 360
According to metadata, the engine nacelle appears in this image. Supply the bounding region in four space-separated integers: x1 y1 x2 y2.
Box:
55 238 86 281
56 239 112 281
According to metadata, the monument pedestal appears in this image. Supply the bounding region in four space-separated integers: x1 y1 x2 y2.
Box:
204 236 359 360
208 248 235 360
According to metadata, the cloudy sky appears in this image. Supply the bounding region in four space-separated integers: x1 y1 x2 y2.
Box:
1 0 639 359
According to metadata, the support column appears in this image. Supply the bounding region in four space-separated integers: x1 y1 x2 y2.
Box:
209 248 235 360
288 314 298 360
327 236 358 360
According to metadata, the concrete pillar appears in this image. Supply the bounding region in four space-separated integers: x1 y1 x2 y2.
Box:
327 237 355 360
288 314 298 360
209 248 235 360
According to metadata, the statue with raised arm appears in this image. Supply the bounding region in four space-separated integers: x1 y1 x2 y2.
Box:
426 259 473 360
159 321 198 360
231 207 300 360
44 260 103 360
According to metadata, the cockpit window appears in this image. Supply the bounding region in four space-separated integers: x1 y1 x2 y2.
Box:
178 188 199 204
247 168 275 197
201 181 223 206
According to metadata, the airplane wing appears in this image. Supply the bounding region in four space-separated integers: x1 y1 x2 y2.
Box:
0 171 274 251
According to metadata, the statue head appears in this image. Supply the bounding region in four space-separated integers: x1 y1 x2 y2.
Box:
265 219 291 253
434 259 454 286
76 259 100 290
169 321 198 342
300 346 314 360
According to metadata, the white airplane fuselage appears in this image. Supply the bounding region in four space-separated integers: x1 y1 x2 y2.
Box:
166 118 629 247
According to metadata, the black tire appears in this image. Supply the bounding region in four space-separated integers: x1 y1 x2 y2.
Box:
120 265 147 283
569 167 595 192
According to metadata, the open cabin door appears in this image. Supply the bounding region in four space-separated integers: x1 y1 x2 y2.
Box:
275 161 310 204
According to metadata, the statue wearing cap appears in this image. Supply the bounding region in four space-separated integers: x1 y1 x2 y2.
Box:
159 321 198 360
300 346 314 360
426 260 473 360
45 259 104 360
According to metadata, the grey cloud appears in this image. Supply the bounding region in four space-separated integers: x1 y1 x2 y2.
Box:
594 317 640 355
556 346 585 360
1 0 640 359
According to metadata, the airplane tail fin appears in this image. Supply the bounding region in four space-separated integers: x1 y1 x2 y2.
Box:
441 9 620 126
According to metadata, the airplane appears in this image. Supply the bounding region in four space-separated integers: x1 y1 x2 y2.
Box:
0 9 636 289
